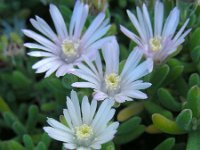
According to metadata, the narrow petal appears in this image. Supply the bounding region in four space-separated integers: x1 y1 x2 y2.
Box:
27 51 54 57
122 90 148 99
102 38 119 74
154 1 164 36
49 4 68 40
162 7 180 37
120 47 143 78
22 30 59 53
72 82 97 89
81 13 105 44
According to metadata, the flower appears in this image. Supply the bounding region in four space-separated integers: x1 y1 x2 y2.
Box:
72 38 153 103
120 0 191 63
44 91 119 149
23 0 113 77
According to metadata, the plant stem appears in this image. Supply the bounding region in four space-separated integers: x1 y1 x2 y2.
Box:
186 131 200 150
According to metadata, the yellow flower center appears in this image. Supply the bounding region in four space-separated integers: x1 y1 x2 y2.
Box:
105 73 120 90
75 124 93 140
149 37 162 52
62 39 79 57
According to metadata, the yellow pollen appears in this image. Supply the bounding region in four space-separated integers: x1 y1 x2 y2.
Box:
62 40 79 57
75 124 93 140
105 73 120 90
149 37 162 52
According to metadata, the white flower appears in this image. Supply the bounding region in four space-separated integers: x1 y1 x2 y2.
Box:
120 0 191 63
72 38 153 103
44 91 119 150
23 0 113 77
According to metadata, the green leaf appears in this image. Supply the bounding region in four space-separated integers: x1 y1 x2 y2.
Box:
41 133 51 148
119 44 129 60
190 28 200 50
176 109 193 131
185 86 200 118
41 102 57 112
148 64 169 95
191 46 200 63
118 0 127 8
117 102 144 121
23 135 34 150
152 113 185 135
11 71 31 89
12 121 26 135
174 77 189 97
44 77 64 92
145 124 161 134
114 125 145 145
154 137 175 150
144 101 173 119
157 88 181 111
163 59 184 85
189 73 200 88
3 112 18 127
0 140 25 150
62 74 78 89
186 131 200 150
117 116 141 135
34 142 46 150
118 60 126 74
102 142 115 150
0 97 11 113
26 105 39 131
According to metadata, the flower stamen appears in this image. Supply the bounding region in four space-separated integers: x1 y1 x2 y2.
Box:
62 39 79 57
149 37 162 52
76 124 93 140
105 73 120 91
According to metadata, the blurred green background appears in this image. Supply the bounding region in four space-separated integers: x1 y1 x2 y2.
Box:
1 0 200 150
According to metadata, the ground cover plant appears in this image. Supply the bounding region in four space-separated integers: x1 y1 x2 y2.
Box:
0 0 200 149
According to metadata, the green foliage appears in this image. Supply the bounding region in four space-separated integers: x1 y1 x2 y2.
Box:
176 109 193 131
154 137 175 150
0 0 200 149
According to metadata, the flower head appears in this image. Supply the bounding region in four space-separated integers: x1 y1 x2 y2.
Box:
23 0 113 77
72 38 153 103
120 0 191 63
44 91 118 149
